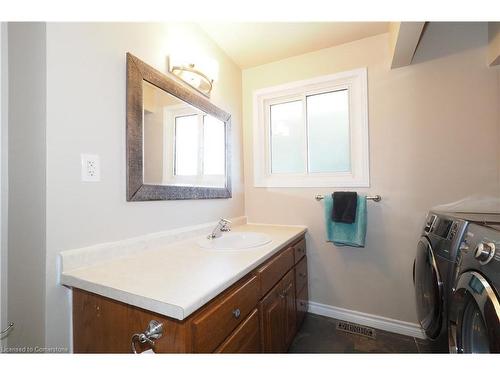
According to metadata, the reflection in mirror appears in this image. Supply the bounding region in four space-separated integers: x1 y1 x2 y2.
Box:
126 53 231 201
142 80 226 188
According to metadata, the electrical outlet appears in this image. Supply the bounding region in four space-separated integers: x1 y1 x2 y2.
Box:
81 154 100 182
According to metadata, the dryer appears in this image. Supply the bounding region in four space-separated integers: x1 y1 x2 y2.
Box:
448 219 500 353
413 211 468 351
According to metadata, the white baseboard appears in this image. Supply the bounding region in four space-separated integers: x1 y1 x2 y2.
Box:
308 301 426 339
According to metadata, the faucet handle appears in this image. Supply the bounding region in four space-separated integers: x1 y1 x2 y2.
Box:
220 218 232 232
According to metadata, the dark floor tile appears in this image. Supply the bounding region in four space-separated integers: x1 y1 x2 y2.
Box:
289 313 420 354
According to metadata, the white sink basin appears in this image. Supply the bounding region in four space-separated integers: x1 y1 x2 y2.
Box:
198 232 272 250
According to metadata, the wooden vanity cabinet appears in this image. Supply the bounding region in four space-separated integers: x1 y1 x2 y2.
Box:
294 242 308 329
257 246 294 297
72 235 308 353
215 308 261 353
259 271 288 352
259 269 296 353
191 275 260 353
283 270 297 348
72 288 192 353
296 286 308 329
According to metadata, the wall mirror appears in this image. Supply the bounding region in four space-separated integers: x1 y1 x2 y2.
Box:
126 53 231 201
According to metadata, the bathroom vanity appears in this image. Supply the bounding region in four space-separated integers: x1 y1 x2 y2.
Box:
59 55 310 353
61 223 308 353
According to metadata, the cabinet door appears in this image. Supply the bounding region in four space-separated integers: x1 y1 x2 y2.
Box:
215 308 261 353
259 277 286 353
282 269 297 349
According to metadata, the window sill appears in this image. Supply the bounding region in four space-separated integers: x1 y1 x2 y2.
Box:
254 174 370 188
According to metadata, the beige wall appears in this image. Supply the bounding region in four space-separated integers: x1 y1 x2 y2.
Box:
7 23 47 349
45 23 243 349
143 112 164 184
242 22 500 324
143 107 165 184
0 22 8 345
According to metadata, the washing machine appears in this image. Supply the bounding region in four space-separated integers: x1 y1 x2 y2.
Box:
448 217 500 353
413 211 468 352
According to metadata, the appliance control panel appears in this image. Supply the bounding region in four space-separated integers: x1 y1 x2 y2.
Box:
424 214 437 233
448 222 459 241
432 217 454 239
460 225 500 268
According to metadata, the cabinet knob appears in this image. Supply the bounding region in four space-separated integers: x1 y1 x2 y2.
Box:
232 308 241 319
299 273 306 278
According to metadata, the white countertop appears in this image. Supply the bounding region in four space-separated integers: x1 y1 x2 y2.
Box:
60 223 307 320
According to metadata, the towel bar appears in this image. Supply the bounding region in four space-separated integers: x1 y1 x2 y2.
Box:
315 194 381 202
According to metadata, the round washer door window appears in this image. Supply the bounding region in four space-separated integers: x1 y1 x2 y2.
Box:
414 237 443 339
450 271 500 353
461 297 490 353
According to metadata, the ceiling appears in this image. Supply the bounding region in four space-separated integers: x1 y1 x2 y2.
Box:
199 22 389 69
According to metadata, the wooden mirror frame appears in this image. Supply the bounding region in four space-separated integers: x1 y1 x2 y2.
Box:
126 53 232 201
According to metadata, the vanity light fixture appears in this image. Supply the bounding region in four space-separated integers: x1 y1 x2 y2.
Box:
170 62 214 97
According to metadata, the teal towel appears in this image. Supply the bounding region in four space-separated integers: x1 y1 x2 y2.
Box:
324 194 367 247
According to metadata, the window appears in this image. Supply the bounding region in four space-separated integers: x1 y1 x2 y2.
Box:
161 104 226 188
174 114 199 176
173 114 225 178
253 68 369 187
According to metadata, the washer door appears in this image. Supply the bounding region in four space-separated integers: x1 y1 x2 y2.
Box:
414 237 444 339
449 271 500 353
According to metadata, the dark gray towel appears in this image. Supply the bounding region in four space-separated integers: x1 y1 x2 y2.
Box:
332 192 358 224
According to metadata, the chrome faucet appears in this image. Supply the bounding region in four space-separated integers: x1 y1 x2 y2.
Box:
207 218 232 239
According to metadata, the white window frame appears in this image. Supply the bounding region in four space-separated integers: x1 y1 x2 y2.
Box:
252 67 369 188
161 105 225 188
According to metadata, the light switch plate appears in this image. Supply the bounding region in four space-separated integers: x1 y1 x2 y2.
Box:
81 154 100 182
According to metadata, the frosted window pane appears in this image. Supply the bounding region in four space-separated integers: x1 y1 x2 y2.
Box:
270 100 305 174
175 115 199 175
203 115 225 175
307 90 350 173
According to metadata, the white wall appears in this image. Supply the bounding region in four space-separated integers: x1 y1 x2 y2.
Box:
242 23 500 324
7 22 47 349
45 23 243 350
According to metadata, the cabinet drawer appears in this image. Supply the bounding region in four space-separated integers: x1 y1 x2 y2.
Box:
296 284 308 329
192 275 260 353
257 246 294 297
295 256 308 293
293 238 306 264
215 308 260 353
